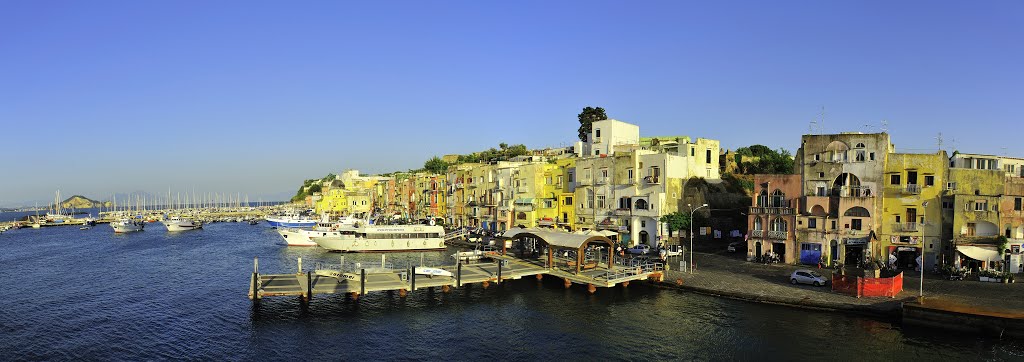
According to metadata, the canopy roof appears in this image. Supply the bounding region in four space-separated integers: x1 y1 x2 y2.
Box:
958 245 1001 261
500 227 613 249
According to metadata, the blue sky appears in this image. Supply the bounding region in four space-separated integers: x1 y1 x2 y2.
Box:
1 1 1021 206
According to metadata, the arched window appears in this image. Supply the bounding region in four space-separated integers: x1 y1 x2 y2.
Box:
844 207 871 217
855 143 865 148
635 199 649 210
517 212 527 220
771 189 785 207
810 205 827 216
771 217 788 232
754 217 763 231
758 190 769 207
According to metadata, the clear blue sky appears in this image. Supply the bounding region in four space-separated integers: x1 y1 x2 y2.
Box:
1 1 1021 206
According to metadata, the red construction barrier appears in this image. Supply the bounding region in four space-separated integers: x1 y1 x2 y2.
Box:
831 272 903 298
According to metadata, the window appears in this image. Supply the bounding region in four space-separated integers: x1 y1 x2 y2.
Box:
814 154 821 161
946 182 957 191
869 152 875 161
808 218 817 229
831 220 837 230
818 172 825 178
890 174 901 185
595 150 600 156
596 195 606 209
974 201 988 211
816 186 827 197
628 169 634 183
706 149 712 164
942 201 953 209
546 176 552 185
595 129 601 138
544 200 554 208
587 190 594 208
855 143 865 148
1016 197 1022 211
564 196 573 205
691 148 695 156
851 219 862 230
568 172 575 183
557 175 563 185
753 217 763 231
641 220 646 227
924 175 934 187
856 150 865 162
601 168 608 178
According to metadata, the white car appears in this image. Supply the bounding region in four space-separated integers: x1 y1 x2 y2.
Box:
790 269 828 286
727 242 741 253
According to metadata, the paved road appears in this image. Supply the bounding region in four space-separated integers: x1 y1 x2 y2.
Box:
663 250 1024 315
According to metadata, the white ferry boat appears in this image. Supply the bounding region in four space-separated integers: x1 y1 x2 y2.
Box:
111 218 145 233
275 218 359 247
311 224 446 252
162 216 203 232
265 213 318 228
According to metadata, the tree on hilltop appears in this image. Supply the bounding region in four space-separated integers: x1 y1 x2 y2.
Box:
424 156 449 174
577 106 608 142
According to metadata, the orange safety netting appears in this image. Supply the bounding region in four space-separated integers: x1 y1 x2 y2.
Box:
831 272 903 298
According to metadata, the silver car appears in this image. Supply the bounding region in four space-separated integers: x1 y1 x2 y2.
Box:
790 269 828 286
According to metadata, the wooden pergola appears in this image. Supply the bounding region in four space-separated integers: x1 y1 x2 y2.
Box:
499 227 616 274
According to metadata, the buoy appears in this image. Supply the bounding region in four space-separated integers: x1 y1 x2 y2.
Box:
398 289 407 298
350 292 359 300
536 274 543 281
441 285 450 293
676 278 684 286
482 280 490 289
563 278 572 289
621 281 629 288
587 284 597 294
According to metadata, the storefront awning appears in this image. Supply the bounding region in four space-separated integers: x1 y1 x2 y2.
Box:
958 245 1000 261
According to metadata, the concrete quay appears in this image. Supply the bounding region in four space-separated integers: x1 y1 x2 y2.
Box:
653 251 1024 337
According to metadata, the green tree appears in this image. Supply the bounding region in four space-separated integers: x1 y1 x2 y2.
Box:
423 156 449 174
659 212 691 238
577 106 608 142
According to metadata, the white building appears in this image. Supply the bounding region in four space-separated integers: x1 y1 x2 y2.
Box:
582 119 640 157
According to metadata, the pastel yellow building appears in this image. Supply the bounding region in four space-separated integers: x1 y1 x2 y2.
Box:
878 151 947 270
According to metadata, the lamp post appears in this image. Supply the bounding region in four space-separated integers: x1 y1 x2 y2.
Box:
689 203 709 274
920 201 929 298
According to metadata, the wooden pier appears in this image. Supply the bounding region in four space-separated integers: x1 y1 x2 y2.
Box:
248 253 665 302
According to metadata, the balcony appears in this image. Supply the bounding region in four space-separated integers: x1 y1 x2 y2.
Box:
839 186 873 198
614 208 631 216
516 186 530 194
886 184 921 195
750 230 764 238
643 176 660 184
893 222 918 232
749 206 795 215
767 230 787 239
595 177 608 185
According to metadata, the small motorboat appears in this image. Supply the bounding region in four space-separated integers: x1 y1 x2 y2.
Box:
414 267 453 278
80 226 90 230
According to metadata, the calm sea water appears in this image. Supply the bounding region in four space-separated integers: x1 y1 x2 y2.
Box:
1 219 1022 361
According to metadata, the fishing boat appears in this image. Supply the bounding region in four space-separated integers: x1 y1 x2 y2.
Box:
162 215 203 232
311 223 446 252
265 213 317 228
111 217 145 233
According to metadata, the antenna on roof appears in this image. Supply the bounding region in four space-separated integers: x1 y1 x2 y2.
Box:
880 119 889 133
935 132 943 151
818 106 826 134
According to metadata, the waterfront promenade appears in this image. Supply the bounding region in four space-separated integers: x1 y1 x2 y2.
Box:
662 251 1024 318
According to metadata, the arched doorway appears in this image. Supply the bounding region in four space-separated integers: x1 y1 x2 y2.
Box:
831 173 861 196
639 231 649 244
755 241 762 257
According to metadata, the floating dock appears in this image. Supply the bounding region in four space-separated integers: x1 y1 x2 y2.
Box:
248 252 666 302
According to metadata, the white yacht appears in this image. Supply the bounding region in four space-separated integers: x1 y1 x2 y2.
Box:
111 218 145 233
311 224 446 252
162 216 203 232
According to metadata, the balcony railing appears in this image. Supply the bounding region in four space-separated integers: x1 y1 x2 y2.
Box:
905 184 921 194
596 177 608 185
643 176 660 184
893 222 918 232
748 206 795 215
768 230 787 239
750 230 764 238
516 186 530 194
839 186 873 198
613 208 631 216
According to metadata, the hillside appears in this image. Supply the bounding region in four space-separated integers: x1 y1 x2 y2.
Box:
59 195 111 209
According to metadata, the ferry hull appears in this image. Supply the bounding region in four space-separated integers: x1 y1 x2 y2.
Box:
276 228 318 247
312 236 446 252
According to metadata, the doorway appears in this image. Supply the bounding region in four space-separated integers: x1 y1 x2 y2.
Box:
845 245 864 267
639 231 649 244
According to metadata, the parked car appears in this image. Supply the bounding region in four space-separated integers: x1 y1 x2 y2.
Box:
727 242 741 253
627 244 652 255
790 269 828 286
660 245 683 258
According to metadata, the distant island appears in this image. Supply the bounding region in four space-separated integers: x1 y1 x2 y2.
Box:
58 195 112 210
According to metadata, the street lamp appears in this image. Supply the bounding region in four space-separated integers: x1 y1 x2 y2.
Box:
920 201 929 298
689 203 709 274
